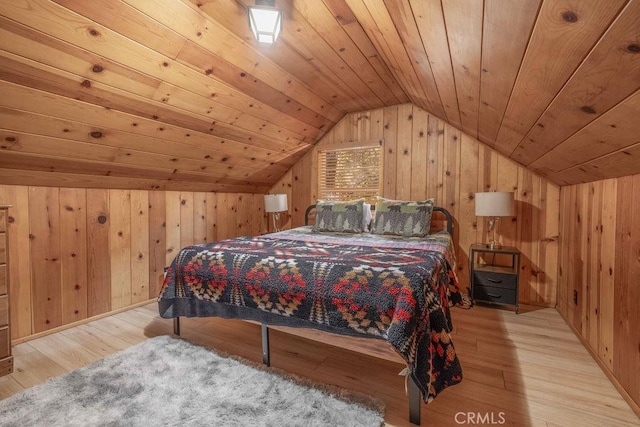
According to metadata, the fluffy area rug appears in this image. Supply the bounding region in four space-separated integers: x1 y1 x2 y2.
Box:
0 335 384 426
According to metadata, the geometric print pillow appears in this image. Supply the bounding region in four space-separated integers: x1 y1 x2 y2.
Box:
372 197 434 237
312 199 365 233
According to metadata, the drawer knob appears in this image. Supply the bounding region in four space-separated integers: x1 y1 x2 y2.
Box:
487 292 502 298
487 278 502 284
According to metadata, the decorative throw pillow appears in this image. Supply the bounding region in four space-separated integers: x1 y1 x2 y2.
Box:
313 199 365 233
363 202 373 232
372 197 434 237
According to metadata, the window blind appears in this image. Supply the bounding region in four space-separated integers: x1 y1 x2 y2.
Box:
317 144 383 202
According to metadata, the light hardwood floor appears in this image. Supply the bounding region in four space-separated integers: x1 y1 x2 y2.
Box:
0 303 638 426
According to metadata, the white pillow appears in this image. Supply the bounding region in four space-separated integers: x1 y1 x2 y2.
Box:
363 203 372 232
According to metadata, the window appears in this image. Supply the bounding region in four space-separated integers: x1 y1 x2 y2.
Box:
317 142 383 202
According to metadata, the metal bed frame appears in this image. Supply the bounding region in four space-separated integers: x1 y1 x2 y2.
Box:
172 204 454 425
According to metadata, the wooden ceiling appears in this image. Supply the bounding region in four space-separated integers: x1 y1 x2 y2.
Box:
0 0 639 192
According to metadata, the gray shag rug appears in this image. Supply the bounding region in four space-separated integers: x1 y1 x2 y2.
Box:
0 335 384 426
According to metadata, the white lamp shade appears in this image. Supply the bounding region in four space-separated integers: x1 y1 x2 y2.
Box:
475 192 514 217
264 194 288 213
248 4 282 44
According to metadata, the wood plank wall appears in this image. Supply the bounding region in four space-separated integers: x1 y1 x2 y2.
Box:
271 104 560 306
557 175 640 410
0 185 267 340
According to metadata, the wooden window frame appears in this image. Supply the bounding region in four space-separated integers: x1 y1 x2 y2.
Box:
317 140 383 202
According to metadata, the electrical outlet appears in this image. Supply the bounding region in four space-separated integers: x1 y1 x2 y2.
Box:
573 290 578 305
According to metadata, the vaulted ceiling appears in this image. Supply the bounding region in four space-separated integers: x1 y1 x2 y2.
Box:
0 0 639 192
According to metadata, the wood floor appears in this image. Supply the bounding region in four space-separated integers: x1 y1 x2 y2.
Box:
0 303 638 427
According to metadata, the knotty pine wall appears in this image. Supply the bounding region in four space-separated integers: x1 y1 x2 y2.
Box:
270 104 560 306
557 175 640 410
0 185 267 340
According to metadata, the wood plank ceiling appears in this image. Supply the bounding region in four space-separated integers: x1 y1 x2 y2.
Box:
0 0 639 191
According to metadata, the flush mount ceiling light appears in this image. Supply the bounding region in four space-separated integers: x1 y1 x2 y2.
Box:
247 0 283 44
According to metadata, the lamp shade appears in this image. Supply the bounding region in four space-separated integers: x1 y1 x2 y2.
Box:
475 192 514 217
248 0 283 44
264 194 288 213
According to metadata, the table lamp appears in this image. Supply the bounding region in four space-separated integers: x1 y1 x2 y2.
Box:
475 191 514 249
264 194 288 232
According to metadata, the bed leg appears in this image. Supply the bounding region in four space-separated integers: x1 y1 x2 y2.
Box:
408 376 421 425
173 317 180 336
261 323 270 367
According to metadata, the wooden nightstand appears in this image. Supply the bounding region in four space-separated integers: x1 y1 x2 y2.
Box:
0 205 12 375
470 243 520 314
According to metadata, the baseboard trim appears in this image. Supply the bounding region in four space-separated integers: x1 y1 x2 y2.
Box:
555 307 640 419
11 299 157 345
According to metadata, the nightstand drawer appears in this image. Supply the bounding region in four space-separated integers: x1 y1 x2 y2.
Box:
0 235 5 264
473 271 517 290
0 295 7 326
473 285 517 305
0 326 9 358
0 264 6 295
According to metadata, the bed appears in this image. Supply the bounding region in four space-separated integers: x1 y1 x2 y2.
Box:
158 199 463 424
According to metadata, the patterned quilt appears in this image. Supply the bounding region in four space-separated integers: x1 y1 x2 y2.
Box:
158 226 463 402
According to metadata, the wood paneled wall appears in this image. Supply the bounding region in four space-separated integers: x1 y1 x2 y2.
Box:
272 104 560 306
0 185 267 340
558 175 640 410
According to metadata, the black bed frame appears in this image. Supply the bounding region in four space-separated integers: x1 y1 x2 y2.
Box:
304 203 454 234
172 204 454 426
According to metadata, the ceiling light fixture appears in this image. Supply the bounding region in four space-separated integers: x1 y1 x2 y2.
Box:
248 0 283 44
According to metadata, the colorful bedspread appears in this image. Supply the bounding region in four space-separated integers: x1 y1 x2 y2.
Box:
159 226 463 402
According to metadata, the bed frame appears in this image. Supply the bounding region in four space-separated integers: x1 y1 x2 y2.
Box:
304 204 453 234
171 205 455 425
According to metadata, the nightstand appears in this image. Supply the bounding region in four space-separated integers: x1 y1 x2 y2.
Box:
0 205 12 375
469 243 520 314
